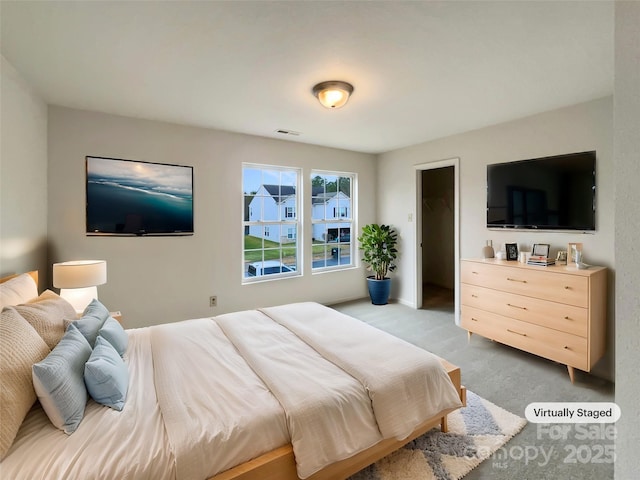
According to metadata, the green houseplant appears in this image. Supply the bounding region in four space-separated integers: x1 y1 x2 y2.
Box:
358 224 398 305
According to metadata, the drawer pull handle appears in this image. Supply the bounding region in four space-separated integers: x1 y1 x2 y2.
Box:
564 286 571 290
507 277 527 283
564 346 571 350
564 316 573 321
470 317 478 322
507 329 527 337
507 303 527 310
472 271 479 275
471 294 478 298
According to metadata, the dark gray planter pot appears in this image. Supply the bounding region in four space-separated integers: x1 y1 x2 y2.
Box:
366 277 391 305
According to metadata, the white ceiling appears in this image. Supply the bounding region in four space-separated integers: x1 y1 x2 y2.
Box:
1 1 613 154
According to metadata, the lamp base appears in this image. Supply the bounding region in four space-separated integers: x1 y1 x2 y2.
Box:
59 287 98 315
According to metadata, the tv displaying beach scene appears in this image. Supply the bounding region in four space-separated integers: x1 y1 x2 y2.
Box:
86 156 194 236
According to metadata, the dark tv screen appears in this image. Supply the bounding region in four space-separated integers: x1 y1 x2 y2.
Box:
86 156 194 236
487 151 596 230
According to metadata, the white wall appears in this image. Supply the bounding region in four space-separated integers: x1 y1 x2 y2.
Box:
47 106 376 328
614 2 640 478
0 56 48 287
378 97 614 380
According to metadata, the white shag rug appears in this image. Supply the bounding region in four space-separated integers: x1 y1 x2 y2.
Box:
349 390 527 480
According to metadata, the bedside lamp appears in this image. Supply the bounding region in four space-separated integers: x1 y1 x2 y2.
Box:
53 260 107 314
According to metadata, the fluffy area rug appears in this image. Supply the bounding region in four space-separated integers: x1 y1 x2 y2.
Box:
349 391 527 480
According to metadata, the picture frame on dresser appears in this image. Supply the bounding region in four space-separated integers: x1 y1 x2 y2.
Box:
568 242 583 264
505 243 518 261
532 243 550 258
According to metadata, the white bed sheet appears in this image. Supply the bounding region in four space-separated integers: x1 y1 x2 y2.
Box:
2 321 290 480
1 327 175 480
216 309 382 479
2 303 462 480
150 318 290 480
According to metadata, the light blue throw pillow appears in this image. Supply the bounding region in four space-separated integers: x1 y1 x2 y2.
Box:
84 336 129 411
32 324 92 434
98 317 128 356
72 298 110 347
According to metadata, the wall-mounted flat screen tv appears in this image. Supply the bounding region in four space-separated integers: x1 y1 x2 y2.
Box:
86 156 194 236
487 151 596 231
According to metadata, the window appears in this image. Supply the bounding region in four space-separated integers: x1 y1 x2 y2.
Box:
311 171 355 271
243 165 300 281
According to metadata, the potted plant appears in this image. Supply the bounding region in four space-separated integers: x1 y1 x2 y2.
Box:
358 224 398 305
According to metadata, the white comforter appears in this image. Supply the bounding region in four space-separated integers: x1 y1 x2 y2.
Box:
2 302 462 480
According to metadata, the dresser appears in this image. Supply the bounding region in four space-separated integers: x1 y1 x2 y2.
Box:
460 259 607 383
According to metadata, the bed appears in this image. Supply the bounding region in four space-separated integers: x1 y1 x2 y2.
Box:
0 271 466 480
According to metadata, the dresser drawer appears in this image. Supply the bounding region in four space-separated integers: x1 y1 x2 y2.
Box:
461 306 588 370
461 284 588 337
461 261 589 307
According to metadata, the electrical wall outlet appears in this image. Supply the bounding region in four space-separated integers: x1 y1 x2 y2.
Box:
209 296 217 307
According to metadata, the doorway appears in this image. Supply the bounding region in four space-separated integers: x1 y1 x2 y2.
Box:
415 159 459 319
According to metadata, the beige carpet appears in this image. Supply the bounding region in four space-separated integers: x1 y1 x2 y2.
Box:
349 391 526 480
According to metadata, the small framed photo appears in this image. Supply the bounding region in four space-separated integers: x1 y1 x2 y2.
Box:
505 243 519 261
532 243 550 258
568 242 583 263
556 250 568 265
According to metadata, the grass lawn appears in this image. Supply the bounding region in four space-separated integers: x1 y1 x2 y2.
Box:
243 236 350 262
244 235 298 262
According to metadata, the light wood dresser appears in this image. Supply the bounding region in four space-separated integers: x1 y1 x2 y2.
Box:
460 258 607 383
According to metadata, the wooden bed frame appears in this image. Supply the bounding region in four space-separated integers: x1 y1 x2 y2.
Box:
211 358 466 480
0 270 39 287
2 271 465 480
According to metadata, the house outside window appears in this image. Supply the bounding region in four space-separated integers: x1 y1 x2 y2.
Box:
243 164 300 281
311 171 355 271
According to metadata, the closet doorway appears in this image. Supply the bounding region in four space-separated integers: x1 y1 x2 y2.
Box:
415 158 459 319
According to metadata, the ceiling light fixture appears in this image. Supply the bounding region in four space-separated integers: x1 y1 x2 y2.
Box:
312 81 354 109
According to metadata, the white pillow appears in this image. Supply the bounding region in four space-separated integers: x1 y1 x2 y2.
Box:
0 273 38 309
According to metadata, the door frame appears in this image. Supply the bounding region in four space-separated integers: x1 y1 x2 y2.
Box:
414 157 460 324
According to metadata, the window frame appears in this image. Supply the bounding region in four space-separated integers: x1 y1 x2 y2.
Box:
243 164 302 283
311 170 356 273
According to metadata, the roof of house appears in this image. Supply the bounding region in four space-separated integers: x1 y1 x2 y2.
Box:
311 186 349 205
262 184 295 204
259 184 350 204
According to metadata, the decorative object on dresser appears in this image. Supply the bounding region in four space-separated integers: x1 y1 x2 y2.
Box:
482 240 495 259
461 259 607 383
568 242 583 264
505 243 518 261
527 243 554 266
52 260 107 314
532 243 550 257
556 250 568 265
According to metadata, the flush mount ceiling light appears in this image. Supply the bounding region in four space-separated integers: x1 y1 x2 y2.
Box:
312 81 354 109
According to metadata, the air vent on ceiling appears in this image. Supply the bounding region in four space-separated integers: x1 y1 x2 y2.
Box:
275 129 301 136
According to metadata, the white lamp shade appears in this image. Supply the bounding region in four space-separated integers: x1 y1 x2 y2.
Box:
53 260 107 314
53 260 107 288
